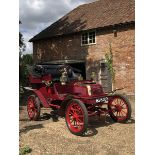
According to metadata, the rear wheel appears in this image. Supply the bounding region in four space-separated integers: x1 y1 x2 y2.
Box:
65 99 88 136
27 94 41 120
108 94 131 123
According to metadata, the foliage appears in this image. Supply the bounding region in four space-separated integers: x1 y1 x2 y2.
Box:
19 32 26 52
19 54 33 103
19 21 26 53
19 21 32 103
105 43 115 82
19 145 32 155
20 54 33 66
19 54 33 86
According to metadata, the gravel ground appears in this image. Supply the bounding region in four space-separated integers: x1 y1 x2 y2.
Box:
19 97 135 155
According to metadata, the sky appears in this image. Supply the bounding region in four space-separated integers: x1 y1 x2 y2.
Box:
19 0 95 54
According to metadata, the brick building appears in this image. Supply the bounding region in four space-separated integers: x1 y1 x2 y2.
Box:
30 0 135 95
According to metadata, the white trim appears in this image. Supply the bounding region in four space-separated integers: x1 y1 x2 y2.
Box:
81 30 96 46
24 87 34 91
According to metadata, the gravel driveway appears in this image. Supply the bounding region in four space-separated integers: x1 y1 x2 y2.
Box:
19 97 135 155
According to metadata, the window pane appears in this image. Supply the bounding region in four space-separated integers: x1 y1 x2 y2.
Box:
88 31 95 44
82 31 95 45
93 38 95 43
82 33 88 39
82 33 88 45
82 40 88 45
89 39 92 43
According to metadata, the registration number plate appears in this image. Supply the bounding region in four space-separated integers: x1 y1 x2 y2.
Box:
96 97 108 103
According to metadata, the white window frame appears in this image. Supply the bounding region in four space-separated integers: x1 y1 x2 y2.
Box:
81 31 96 46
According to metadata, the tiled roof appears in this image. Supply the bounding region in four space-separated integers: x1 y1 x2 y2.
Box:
30 0 135 42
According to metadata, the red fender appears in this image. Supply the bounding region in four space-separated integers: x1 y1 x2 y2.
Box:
32 89 50 108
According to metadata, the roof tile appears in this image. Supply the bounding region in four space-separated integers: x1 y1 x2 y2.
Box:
30 0 135 42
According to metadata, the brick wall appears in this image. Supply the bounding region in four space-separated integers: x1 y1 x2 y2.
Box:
33 26 135 95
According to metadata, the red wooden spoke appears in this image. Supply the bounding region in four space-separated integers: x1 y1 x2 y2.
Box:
69 111 74 116
122 106 128 110
120 99 124 105
77 115 84 118
120 109 127 115
117 98 119 104
121 111 126 116
117 98 120 104
70 107 75 112
70 119 74 123
113 99 117 105
76 117 83 124
121 108 127 112
118 99 122 107
76 121 83 127
115 111 118 117
120 103 125 108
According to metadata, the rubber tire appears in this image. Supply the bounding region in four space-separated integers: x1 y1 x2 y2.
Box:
27 94 41 121
65 99 88 136
108 94 132 123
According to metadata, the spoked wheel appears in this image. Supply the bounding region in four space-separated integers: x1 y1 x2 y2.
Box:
108 94 131 123
27 94 41 121
65 99 88 136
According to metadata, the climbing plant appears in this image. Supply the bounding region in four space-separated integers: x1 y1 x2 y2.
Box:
105 43 115 82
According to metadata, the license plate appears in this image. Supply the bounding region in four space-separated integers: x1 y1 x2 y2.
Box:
96 97 108 103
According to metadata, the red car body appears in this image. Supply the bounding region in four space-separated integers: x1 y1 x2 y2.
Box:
26 64 131 136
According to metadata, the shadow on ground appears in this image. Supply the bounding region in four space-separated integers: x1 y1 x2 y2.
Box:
19 124 44 134
82 116 135 137
20 108 135 137
20 111 60 122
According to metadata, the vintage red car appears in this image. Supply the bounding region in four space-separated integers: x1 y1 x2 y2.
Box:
25 63 131 136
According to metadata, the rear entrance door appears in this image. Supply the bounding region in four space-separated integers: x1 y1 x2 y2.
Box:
100 63 112 92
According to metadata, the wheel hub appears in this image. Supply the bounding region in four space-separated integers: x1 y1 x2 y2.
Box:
29 103 34 108
73 113 78 118
115 104 122 112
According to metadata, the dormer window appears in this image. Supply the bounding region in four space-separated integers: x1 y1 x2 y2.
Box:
81 31 96 45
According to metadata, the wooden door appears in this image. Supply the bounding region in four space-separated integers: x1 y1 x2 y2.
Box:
100 63 112 92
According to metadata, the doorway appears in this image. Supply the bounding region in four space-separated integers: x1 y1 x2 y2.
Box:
69 62 86 79
100 63 112 92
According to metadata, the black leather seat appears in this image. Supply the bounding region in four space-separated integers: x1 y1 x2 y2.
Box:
27 64 79 80
27 65 42 78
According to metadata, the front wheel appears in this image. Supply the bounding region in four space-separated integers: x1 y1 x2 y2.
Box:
108 94 132 123
65 99 88 136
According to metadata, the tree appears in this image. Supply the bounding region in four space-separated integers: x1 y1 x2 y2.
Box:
105 43 115 82
19 21 32 86
19 21 26 55
19 54 33 85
